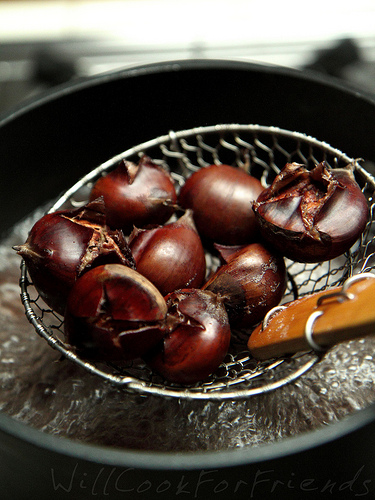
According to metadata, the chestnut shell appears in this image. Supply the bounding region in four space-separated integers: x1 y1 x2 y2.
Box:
146 289 231 385
13 199 135 315
89 155 177 234
253 162 369 263
178 163 263 245
64 264 168 361
128 210 206 296
203 242 287 328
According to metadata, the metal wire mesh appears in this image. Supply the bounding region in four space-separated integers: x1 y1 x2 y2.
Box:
18 124 375 399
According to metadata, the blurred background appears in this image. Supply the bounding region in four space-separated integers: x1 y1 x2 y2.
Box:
0 0 375 116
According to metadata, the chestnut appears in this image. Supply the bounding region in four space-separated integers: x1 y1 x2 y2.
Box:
178 163 263 245
252 161 369 263
145 289 231 385
64 264 168 361
203 242 287 328
128 210 206 296
89 155 177 234
13 198 135 315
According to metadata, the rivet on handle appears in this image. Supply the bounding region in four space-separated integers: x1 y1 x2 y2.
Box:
261 305 287 330
304 310 326 353
342 272 375 292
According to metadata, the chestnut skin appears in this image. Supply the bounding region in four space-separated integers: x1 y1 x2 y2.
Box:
178 163 263 245
253 161 369 263
145 289 231 385
203 242 287 328
64 264 168 361
90 155 177 234
13 198 135 315
128 210 206 296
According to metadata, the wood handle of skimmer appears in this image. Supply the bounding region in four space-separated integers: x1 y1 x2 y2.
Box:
247 273 375 361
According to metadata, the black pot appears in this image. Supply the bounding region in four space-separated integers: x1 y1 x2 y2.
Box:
2 59 375 500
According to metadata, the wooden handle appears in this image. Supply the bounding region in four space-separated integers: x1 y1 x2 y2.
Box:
248 274 375 360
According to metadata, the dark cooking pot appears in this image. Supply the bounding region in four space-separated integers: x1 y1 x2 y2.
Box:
1 59 375 500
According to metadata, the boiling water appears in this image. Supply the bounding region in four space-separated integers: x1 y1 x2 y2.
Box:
1 210 375 452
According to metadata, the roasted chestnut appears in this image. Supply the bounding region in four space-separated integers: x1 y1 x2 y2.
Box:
13 198 135 315
178 163 263 245
252 161 369 263
128 210 206 296
89 155 177 234
203 242 287 328
64 264 168 361
145 289 231 385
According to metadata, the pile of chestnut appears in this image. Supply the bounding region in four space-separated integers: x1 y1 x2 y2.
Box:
14 155 369 385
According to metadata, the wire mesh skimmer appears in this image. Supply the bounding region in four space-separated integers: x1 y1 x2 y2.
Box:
18 124 375 400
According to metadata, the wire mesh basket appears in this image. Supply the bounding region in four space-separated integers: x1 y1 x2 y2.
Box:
18 124 375 400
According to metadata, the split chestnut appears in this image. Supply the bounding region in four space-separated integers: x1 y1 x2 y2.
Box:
89 155 177 234
146 289 231 385
203 242 287 328
129 210 206 296
64 264 168 361
253 162 369 263
13 198 135 315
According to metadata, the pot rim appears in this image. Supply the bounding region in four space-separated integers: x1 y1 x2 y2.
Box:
1 58 375 127
1 401 375 471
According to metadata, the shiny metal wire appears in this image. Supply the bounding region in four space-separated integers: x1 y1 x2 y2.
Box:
18 124 375 399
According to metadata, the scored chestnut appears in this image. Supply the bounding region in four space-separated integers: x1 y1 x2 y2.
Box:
178 163 263 245
13 198 135 315
252 161 369 263
145 289 231 385
128 210 206 296
89 155 177 234
64 264 168 361
203 242 287 329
